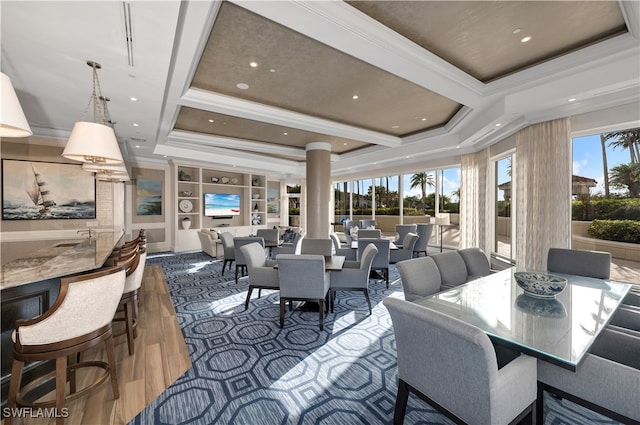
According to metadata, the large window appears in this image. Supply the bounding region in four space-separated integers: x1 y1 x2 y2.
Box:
436 167 461 248
494 155 513 259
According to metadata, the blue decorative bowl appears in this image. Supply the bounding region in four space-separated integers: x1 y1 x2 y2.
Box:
514 272 567 298
515 294 567 318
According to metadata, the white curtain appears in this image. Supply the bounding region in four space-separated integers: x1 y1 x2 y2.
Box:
460 148 490 254
516 118 572 270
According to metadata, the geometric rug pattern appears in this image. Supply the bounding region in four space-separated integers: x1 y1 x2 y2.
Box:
131 251 622 425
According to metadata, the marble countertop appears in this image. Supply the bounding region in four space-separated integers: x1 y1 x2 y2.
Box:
0 231 124 290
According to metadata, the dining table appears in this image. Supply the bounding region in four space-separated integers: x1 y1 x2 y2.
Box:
415 267 632 371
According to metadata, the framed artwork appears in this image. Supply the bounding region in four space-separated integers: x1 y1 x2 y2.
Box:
2 159 96 220
136 178 162 215
267 187 279 214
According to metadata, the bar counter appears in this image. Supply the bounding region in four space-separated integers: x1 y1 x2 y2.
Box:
0 230 124 404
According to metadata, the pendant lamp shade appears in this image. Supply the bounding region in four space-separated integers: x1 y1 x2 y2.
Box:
62 61 124 165
0 72 33 138
82 162 128 174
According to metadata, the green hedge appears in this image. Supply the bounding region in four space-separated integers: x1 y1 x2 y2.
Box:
573 198 640 221
588 219 640 244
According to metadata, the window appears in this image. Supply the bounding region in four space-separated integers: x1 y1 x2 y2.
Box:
494 155 514 260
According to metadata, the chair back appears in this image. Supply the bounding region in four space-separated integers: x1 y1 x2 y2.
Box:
358 229 381 239
359 219 376 229
118 248 147 294
330 233 343 250
277 254 329 299
15 266 127 346
301 238 332 257
256 228 279 243
342 220 359 236
234 237 265 266
241 242 268 269
458 247 491 278
394 224 417 244
390 233 419 264
383 297 498 424
547 248 611 279
431 251 469 289
220 232 235 260
359 243 379 271
396 256 442 302
414 223 434 253
357 238 389 268
401 233 419 253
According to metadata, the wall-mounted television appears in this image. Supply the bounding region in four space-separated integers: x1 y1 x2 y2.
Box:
204 193 241 217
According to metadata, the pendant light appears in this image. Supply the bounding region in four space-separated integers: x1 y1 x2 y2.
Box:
0 72 32 137
62 61 123 164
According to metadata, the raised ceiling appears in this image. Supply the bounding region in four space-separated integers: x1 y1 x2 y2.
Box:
2 1 639 179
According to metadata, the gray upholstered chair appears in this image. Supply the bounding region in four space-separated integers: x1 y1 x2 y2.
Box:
458 247 492 278
270 232 304 257
219 232 235 275
277 254 330 330
233 237 265 284
393 223 417 246
240 242 279 310
413 223 433 257
359 219 376 229
300 238 332 256
396 256 442 302
330 243 378 314
357 238 390 288
431 251 469 290
537 327 640 423
197 230 222 258
547 247 611 279
256 228 279 244
384 297 537 425
389 233 418 264
342 219 359 236
357 229 381 239
608 306 640 337
330 233 356 261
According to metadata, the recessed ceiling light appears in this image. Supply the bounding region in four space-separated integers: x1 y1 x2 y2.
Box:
135 145 140 148
352 95 359 100
236 83 249 90
129 97 138 102
283 132 288 136
343 142 348 146
421 118 427 121
568 98 577 102
456 145 460 149
133 123 139 127
495 123 501 127
270 68 276 73
163 155 167 158
208 119 214 123
512 28 521 35
520 36 532 43
391 125 400 129
250 61 258 68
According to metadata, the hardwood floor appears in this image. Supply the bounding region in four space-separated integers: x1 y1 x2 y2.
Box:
4 265 191 425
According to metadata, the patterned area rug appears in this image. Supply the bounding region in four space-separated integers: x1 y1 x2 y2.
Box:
131 251 621 425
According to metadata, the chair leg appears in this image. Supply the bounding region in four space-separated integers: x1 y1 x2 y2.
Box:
319 299 325 331
330 289 335 313
364 288 372 315
536 382 545 424
221 260 227 276
245 287 253 311
68 353 77 394
124 300 135 356
385 268 389 288
235 265 239 284
258 288 262 298
6 359 24 425
105 334 120 400
394 379 410 425
280 298 286 328
55 356 67 425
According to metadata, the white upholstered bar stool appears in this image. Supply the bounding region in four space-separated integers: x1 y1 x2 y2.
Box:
6 266 126 425
114 247 147 355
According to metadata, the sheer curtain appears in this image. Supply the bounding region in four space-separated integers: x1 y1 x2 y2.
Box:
460 148 491 255
515 118 572 270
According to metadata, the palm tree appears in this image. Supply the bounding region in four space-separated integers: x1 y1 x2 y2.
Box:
604 128 640 164
410 172 435 213
600 134 610 198
451 187 461 202
609 163 640 197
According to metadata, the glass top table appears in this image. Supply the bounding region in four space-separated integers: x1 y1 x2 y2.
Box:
415 268 632 371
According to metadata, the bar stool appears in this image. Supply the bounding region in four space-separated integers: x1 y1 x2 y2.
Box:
114 247 147 355
6 266 126 425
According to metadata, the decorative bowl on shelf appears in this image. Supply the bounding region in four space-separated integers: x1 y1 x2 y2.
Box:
178 170 191 181
211 177 219 183
230 177 239 185
252 194 260 199
514 271 567 298
180 190 192 197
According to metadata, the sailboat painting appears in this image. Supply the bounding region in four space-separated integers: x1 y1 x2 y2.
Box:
2 160 96 220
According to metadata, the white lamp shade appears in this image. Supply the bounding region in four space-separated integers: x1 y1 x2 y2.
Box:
62 121 124 164
82 162 128 174
1 72 33 138
95 172 130 182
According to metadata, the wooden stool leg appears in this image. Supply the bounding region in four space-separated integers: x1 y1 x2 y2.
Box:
55 356 67 425
68 354 77 394
105 335 120 399
124 300 135 355
6 359 24 425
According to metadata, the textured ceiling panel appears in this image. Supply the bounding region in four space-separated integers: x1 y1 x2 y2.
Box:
348 1 627 82
191 2 461 137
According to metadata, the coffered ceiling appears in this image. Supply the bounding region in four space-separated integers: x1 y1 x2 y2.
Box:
2 1 639 179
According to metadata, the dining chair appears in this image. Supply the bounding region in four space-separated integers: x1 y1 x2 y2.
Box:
546 248 611 279
458 247 492 278
358 219 376 229
357 229 381 239
233 236 265 284
413 223 433 257
256 228 279 244
270 232 304 257
300 238 333 256
330 233 356 260
6 266 126 425
330 243 378 314
430 251 469 290
240 242 279 310
342 219 359 237
389 233 418 264
384 297 537 425
357 238 390 288
608 306 640 337
114 247 147 355
393 224 417 246
537 327 640 424
396 256 442 302
219 232 235 276
277 254 330 330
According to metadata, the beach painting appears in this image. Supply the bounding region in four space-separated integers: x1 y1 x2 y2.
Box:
136 179 162 215
2 159 95 220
